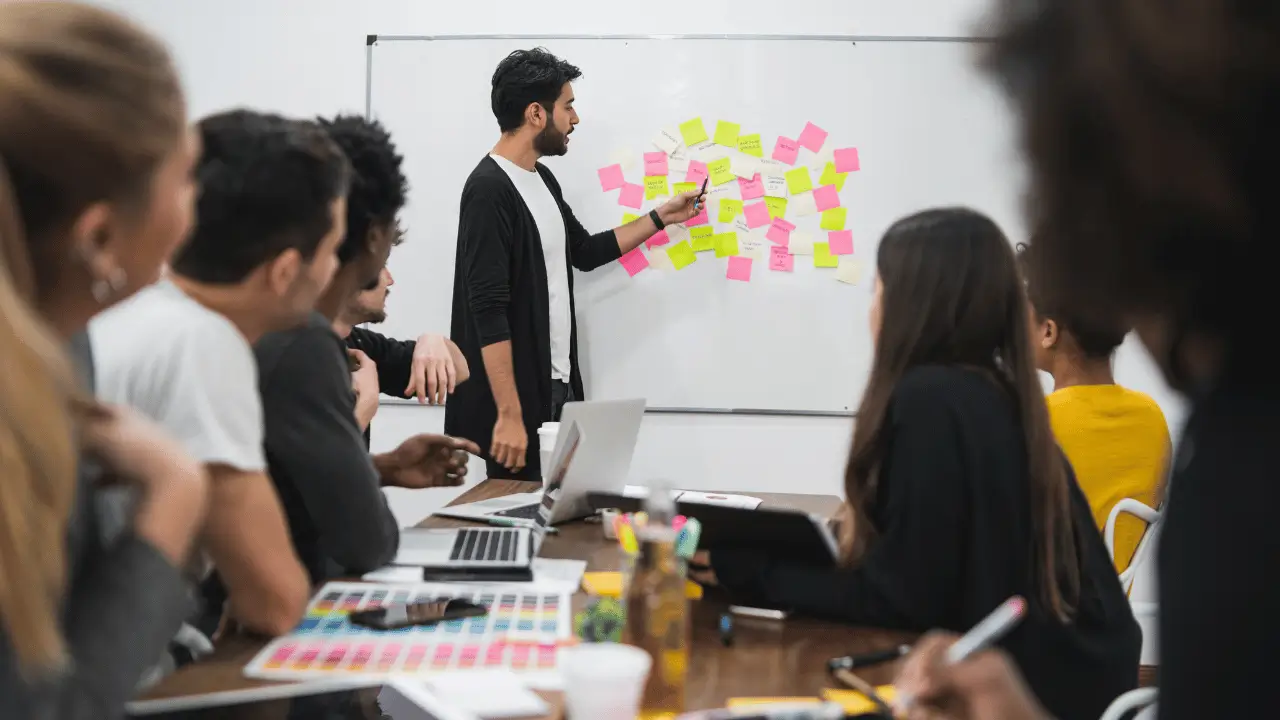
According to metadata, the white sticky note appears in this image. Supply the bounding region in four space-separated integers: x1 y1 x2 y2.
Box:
666 223 691 244
731 153 761 179
759 159 790 179
426 670 550 718
609 148 636 172
836 258 864 285
670 144 689 161
788 231 815 255
667 156 691 176
790 191 819 217
739 233 769 261
652 126 682 155
648 245 674 270
733 217 752 234
764 176 788 198
809 146 836 170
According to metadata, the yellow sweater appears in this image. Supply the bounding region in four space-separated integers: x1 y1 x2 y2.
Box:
1047 385 1169 573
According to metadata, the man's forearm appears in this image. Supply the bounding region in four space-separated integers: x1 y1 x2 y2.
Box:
481 340 521 418
613 213 663 255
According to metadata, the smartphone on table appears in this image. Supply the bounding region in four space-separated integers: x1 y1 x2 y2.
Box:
348 598 487 631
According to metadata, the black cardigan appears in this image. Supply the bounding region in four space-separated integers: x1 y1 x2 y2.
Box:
445 156 621 480
711 366 1140 720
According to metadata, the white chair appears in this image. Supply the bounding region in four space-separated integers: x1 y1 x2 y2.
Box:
1104 498 1161 666
1100 687 1159 720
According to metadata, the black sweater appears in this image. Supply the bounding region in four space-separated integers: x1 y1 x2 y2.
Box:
346 326 415 402
445 156 621 480
711 366 1140 720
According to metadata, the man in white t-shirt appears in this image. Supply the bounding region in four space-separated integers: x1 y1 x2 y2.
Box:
446 48 706 481
91 110 348 637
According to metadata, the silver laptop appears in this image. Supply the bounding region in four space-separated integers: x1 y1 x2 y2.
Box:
433 398 645 527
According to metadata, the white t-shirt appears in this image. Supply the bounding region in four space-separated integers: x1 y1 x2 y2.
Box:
89 279 266 472
490 153 572 381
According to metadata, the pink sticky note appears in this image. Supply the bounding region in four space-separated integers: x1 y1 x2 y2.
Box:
685 207 710 227
618 183 644 209
643 152 669 177
798 122 828 152
598 164 625 192
813 185 841 212
769 245 794 272
646 229 670 249
828 230 854 255
726 256 753 282
685 160 708 185
766 218 797 246
738 174 765 201
743 202 771 229
619 248 650 276
834 147 861 173
772 137 800 165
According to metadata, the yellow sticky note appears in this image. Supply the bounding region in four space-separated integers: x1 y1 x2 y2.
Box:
707 157 734 186
713 120 740 148
728 698 821 708
820 162 848 191
621 213 642 225
822 687 898 715
690 226 715 252
672 181 696 195
644 175 669 200
718 199 744 223
714 232 739 258
581 571 703 598
820 207 848 231
679 117 709 146
765 197 788 219
814 242 838 268
737 133 763 157
785 166 813 195
666 242 698 271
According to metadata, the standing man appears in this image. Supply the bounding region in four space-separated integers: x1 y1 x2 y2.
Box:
447 48 705 480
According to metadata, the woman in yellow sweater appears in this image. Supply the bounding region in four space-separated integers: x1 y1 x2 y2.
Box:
1018 242 1169 573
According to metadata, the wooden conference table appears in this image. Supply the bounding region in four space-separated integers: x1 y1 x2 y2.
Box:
139 480 915 717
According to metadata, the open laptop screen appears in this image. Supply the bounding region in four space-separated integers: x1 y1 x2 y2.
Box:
537 421 583 527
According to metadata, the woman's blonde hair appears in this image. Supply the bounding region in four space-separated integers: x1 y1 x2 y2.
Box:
0 1 184 673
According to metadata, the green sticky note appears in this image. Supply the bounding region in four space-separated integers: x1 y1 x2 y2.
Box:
714 232 739 258
679 117 709 146
718 199 744 223
707 157 734 186
819 162 848 191
785 167 813 195
820 207 848 231
621 213 642 225
672 182 696 195
765 197 789 219
690 226 715 252
814 242 839 268
713 120 740 148
644 175 670 200
667 241 697 270
737 133 763 157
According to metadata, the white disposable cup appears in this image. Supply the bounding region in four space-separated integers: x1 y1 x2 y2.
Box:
560 644 652 720
537 422 560 487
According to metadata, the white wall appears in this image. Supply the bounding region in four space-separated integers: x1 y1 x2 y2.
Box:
100 0 1186 526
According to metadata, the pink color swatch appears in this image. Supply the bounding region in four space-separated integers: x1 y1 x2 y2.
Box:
618 183 644 209
743 201 771 229
772 136 800 165
765 218 797 246
646 229 671 249
813 185 841 212
685 207 710 227
769 245 794 272
620 248 650 276
726 256 753 282
685 160 709 185
798 122 828 152
738 174 765 200
643 152 669 177
597 164 625 191
828 230 854 255
834 147 861 172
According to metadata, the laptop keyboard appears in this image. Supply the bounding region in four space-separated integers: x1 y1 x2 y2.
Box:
495 504 543 521
449 528 520 563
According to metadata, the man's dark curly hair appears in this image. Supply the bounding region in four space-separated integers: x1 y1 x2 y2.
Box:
490 48 582 133
317 114 407 266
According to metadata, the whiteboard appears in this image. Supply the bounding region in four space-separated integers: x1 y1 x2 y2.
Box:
368 36 1025 413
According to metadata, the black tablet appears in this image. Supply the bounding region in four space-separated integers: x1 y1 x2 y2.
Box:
126 679 476 720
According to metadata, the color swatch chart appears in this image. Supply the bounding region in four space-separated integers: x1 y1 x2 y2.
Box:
243 582 571 684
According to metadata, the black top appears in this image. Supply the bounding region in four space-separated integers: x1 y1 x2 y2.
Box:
255 312 399 583
1157 371 1278 719
445 155 621 480
710 366 1140 720
345 326 416 447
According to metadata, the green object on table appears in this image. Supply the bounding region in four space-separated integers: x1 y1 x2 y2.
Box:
575 597 626 643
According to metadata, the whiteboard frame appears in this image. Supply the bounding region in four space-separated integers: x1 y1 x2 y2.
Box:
363 33 993 419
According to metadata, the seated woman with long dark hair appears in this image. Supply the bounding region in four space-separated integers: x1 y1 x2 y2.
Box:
696 208 1140 720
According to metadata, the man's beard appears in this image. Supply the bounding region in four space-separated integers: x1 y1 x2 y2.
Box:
362 308 388 325
534 121 569 156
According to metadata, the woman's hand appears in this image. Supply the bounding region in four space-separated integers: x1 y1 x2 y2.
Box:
688 549 719 587
894 632 1051 720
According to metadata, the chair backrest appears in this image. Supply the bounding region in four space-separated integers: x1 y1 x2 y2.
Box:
1104 498 1162 665
1100 687 1159 720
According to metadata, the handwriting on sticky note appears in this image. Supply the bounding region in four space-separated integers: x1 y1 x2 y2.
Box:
828 230 853 255
647 229 671 249
686 206 710 227
813 242 839 268
672 182 696 196
618 183 644 209
819 163 848 191
769 245 794 272
798 122 828 152
743 201 771 229
764 176 788 198
714 120 741 148
643 152 669 177
836 258 863 285
765 197 788 219
690 226 715 252
785 167 813 195
820 207 848 231
766 218 796 246
834 147 861 173
707 157 734 186
718 199 744 223
685 160 709 186
737 133 763 157
667 241 697 270
653 127 682 155
790 192 818 217
714 232 739 258
679 118 709 146
788 231 815 255
772 136 800 165
813 184 841 212
738 174 765 201
619 248 649 277
739 235 768 261
726 256 752 282
598 164 625 192
644 175 670 200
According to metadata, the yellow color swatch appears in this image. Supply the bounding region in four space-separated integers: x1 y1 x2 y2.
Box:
581 571 703 599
